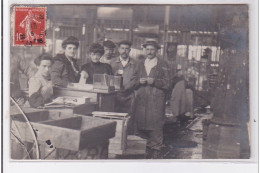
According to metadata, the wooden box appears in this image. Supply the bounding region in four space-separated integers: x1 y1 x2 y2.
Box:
73 102 98 115
93 74 115 91
92 111 129 155
11 112 116 152
53 87 98 102
125 135 147 155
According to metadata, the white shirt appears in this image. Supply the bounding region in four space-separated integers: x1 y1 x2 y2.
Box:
144 57 158 76
120 56 130 67
29 71 53 101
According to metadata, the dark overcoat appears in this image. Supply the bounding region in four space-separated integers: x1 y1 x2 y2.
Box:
134 58 170 130
51 53 80 87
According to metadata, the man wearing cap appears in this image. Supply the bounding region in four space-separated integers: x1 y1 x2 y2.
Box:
134 40 170 158
100 40 116 64
110 40 137 135
51 36 80 87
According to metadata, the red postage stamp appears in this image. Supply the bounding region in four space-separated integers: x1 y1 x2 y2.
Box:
14 7 46 46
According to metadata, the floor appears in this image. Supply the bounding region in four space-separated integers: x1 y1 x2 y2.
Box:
162 110 213 159
117 108 213 159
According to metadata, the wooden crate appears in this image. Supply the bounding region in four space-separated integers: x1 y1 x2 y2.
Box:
125 135 147 155
11 113 116 152
93 74 115 91
92 111 129 155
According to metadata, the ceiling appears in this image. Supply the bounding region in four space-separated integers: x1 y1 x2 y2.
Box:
46 4 248 31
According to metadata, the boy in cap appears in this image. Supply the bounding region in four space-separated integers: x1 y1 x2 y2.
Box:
51 36 80 87
99 40 116 64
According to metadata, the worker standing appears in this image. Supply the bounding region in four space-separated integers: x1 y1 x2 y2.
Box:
110 40 137 135
134 41 170 159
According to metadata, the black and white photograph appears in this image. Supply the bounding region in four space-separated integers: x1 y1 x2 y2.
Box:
8 3 253 161
3 1 258 172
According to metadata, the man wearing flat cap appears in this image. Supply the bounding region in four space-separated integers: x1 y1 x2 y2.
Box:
134 40 170 158
51 36 80 87
110 40 137 135
100 40 116 64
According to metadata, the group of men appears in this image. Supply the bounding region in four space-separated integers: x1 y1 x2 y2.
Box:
49 36 171 158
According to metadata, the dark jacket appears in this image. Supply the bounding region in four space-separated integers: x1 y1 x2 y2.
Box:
81 62 113 84
51 53 80 87
134 58 171 130
110 56 137 134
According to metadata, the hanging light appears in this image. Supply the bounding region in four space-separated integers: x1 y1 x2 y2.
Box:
82 24 85 35
54 27 60 32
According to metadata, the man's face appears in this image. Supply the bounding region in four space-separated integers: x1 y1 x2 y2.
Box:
64 44 77 59
90 52 102 63
103 47 114 59
145 45 158 59
118 44 131 59
37 60 52 77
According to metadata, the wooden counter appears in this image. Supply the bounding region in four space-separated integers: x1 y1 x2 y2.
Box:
53 87 116 112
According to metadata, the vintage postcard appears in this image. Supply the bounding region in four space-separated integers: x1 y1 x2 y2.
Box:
2 0 258 173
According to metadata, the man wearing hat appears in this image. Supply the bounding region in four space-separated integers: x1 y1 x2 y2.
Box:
99 40 116 64
51 36 80 87
110 40 137 135
134 40 170 158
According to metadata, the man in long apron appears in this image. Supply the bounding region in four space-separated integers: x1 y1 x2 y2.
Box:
134 41 170 158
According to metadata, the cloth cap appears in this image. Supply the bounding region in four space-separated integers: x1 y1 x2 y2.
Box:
118 40 132 47
142 41 161 49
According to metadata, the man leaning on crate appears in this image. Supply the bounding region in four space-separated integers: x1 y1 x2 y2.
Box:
110 40 137 135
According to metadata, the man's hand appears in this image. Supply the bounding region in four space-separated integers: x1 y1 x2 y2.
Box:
139 78 147 84
80 71 89 79
147 77 154 85
117 69 124 75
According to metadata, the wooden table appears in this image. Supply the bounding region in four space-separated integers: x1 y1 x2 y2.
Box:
53 87 116 112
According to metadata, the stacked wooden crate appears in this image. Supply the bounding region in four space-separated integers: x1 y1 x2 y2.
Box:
92 111 129 155
125 135 147 155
